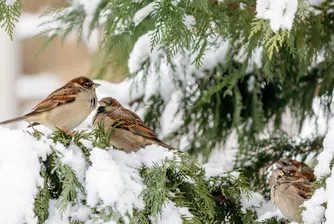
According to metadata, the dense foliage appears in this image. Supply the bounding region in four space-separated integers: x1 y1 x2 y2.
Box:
2 0 334 223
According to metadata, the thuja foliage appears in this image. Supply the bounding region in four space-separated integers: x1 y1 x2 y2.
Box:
41 0 334 157
30 129 257 223
0 0 21 39
37 2 334 221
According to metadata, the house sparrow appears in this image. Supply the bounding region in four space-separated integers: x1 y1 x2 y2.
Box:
93 97 175 152
0 76 100 132
270 159 314 222
269 158 315 188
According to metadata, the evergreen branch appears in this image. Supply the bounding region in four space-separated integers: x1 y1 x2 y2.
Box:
49 148 84 216
34 165 50 224
0 0 21 40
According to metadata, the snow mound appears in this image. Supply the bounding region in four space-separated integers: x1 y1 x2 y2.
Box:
0 127 50 223
0 127 182 224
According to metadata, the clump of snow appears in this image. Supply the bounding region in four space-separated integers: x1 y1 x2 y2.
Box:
240 192 284 221
256 0 298 31
0 124 185 224
308 0 326 6
302 188 326 224
301 119 334 223
314 119 334 177
133 3 156 26
325 168 334 223
86 148 145 217
183 15 196 30
5 0 16 6
84 143 178 221
156 201 192 224
45 200 70 224
0 127 50 224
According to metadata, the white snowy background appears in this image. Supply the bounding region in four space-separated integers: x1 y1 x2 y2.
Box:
0 0 332 223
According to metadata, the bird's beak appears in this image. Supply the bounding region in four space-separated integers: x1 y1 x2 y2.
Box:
276 169 284 177
94 83 101 88
98 100 106 107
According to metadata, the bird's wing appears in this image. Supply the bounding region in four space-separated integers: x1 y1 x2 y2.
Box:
29 87 81 114
107 109 158 139
291 181 312 199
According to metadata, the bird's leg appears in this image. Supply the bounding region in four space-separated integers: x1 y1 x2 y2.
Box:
60 126 75 137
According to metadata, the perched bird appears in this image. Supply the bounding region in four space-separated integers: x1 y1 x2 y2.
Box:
269 158 315 188
0 76 100 133
93 97 174 152
270 159 314 222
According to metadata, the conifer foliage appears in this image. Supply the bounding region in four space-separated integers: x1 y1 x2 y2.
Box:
0 0 21 39
29 129 253 224
1 0 334 223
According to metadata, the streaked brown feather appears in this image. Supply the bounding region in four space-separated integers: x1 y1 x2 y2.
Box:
291 181 312 199
30 87 80 114
106 109 158 139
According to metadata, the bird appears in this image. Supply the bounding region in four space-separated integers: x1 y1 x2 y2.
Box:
269 158 315 188
0 76 100 133
92 97 175 152
270 159 314 222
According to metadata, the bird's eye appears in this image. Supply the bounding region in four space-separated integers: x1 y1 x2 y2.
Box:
281 161 289 166
84 81 93 88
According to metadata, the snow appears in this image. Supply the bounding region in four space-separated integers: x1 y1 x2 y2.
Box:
302 188 326 224
301 119 334 223
73 0 102 52
0 123 189 224
313 119 334 177
133 3 156 26
0 127 50 224
325 169 334 223
86 148 144 216
240 192 285 221
256 0 298 31
156 201 192 224
5 0 16 6
308 0 326 6
183 15 196 29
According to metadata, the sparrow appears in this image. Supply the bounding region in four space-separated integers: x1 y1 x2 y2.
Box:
270 159 314 222
93 97 175 152
0 76 100 133
269 158 315 188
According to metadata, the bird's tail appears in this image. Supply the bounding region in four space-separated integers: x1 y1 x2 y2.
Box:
0 116 28 125
157 140 177 150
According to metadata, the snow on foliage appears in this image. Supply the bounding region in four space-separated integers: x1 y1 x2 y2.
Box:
256 0 298 31
0 127 50 223
240 192 284 222
302 119 334 224
133 2 156 26
0 125 184 223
